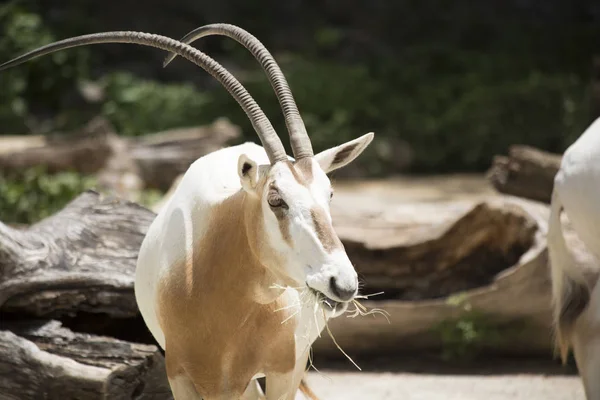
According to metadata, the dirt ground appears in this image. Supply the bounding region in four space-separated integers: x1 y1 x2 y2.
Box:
332 174 497 203
302 371 584 400
298 356 585 399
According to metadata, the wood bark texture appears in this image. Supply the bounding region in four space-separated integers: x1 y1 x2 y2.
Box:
0 320 171 400
0 190 154 318
486 145 562 204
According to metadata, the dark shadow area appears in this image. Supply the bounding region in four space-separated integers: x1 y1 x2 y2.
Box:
1 310 160 348
60 312 159 345
309 352 580 377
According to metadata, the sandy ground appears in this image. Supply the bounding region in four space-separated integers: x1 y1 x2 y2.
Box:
332 174 498 203
292 355 586 399
302 371 584 400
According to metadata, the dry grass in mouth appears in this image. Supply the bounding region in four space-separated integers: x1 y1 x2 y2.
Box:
347 292 391 323
321 291 391 371
271 283 391 373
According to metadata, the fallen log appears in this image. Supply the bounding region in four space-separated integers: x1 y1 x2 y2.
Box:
0 320 171 400
486 145 562 204
0 190 154 318
0 117 241 194
0 191 165 399
313 194 597 360
0 117 115 175
334 199 537 300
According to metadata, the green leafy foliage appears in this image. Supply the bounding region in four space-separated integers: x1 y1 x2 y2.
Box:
205 50 591 173
433 293 525 361
136 187 164 209
0 1 89 134
0 1 595 173
0 167 96 224
100 72 211 136
0 166 166 225
435 311 503 361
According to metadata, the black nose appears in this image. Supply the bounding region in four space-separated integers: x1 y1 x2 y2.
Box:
329 277 357 302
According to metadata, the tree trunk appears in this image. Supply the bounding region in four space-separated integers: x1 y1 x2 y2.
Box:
486 145 562 204
0 320 171 400
319 197 546 358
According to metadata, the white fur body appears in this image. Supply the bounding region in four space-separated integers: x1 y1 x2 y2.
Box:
554 118 600 260
134 127 374 400
548 117 600 399
135 142 330 383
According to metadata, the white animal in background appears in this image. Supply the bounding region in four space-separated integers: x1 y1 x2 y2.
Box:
548 117 600 399
0 24 375 399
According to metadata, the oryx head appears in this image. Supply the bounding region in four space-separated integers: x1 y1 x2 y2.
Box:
164 24 374 313
238 133 372 315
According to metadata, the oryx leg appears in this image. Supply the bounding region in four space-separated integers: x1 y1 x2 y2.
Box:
241 379 266 400
572 284 600 399
167 374 202 400
165 347 203 400
573 334 600 399
265 350 310 400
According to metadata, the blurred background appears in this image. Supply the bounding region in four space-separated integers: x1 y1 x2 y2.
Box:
3 1 600 169
1 0 599 398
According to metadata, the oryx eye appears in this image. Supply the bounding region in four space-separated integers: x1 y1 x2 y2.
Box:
330 191 334 200
268 194 288 209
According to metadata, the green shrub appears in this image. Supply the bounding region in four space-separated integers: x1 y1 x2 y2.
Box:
0 167 96 224
100 72 211 136
0 1 89 134
433 293 526 361
0 1 595 174
201 52 591 172
435 310 504 361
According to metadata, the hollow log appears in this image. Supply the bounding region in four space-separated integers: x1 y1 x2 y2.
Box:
0 320 171 400
486 145 562 204
312 194 597 360
334 199 537 300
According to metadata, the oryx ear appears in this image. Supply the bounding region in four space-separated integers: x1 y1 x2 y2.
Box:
238 154 259 193
314 132 374 173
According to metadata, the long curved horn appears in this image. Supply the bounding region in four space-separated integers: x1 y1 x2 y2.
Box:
0 31 288 164
163 24 314 159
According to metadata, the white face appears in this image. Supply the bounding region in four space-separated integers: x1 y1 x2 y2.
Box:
239 132 374 316
262 159 358 314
